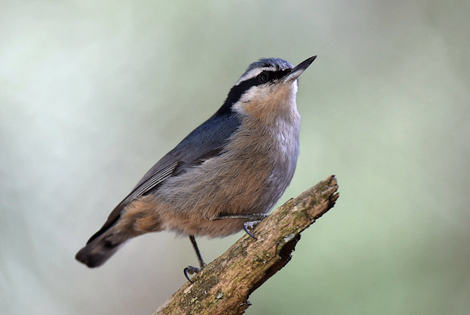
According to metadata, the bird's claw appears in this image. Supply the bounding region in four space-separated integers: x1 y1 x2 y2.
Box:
243 220 261 240
184 265 201 283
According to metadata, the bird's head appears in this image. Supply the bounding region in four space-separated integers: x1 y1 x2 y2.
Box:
219 56 316 120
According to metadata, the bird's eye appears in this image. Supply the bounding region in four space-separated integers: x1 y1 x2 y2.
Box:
258 73 269 84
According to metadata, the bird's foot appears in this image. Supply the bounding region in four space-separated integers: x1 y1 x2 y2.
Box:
243 220 261 240
206 213 267 239
184 265 201 283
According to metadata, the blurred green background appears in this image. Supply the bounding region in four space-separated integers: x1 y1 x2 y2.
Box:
1 0 469 314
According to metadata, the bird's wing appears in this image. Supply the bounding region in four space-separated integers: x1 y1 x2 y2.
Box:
87 112 241 243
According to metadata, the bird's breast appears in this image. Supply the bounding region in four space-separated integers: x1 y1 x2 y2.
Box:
229 115 300 210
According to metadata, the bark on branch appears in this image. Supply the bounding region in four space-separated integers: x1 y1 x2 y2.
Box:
154 175 339 315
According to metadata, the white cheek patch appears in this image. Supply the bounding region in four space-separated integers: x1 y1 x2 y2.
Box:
231 86 259 114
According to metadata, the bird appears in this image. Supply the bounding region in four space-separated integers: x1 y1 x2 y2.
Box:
75 55 316 280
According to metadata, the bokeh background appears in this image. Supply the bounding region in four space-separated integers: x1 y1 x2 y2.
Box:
1 0 469 314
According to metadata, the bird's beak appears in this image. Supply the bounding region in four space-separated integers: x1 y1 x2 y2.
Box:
283 55 317 82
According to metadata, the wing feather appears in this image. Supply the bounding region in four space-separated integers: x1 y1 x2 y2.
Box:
87 112 241 243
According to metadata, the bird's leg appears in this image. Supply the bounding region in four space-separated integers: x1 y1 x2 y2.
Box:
190 235 206 268
209 213 268 240
184 235 206 282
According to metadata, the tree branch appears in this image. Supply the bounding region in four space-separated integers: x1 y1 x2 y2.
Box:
154 175 339 315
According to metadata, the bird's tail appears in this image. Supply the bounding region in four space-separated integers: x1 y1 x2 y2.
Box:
75 232 126 268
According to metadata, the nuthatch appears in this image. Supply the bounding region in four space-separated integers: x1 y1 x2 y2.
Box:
76 56 316 280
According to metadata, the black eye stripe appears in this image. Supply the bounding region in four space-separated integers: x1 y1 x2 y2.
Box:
256 69 290 84
257 72 269 84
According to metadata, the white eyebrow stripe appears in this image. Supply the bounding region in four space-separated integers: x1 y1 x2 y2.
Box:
235 66 276 85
